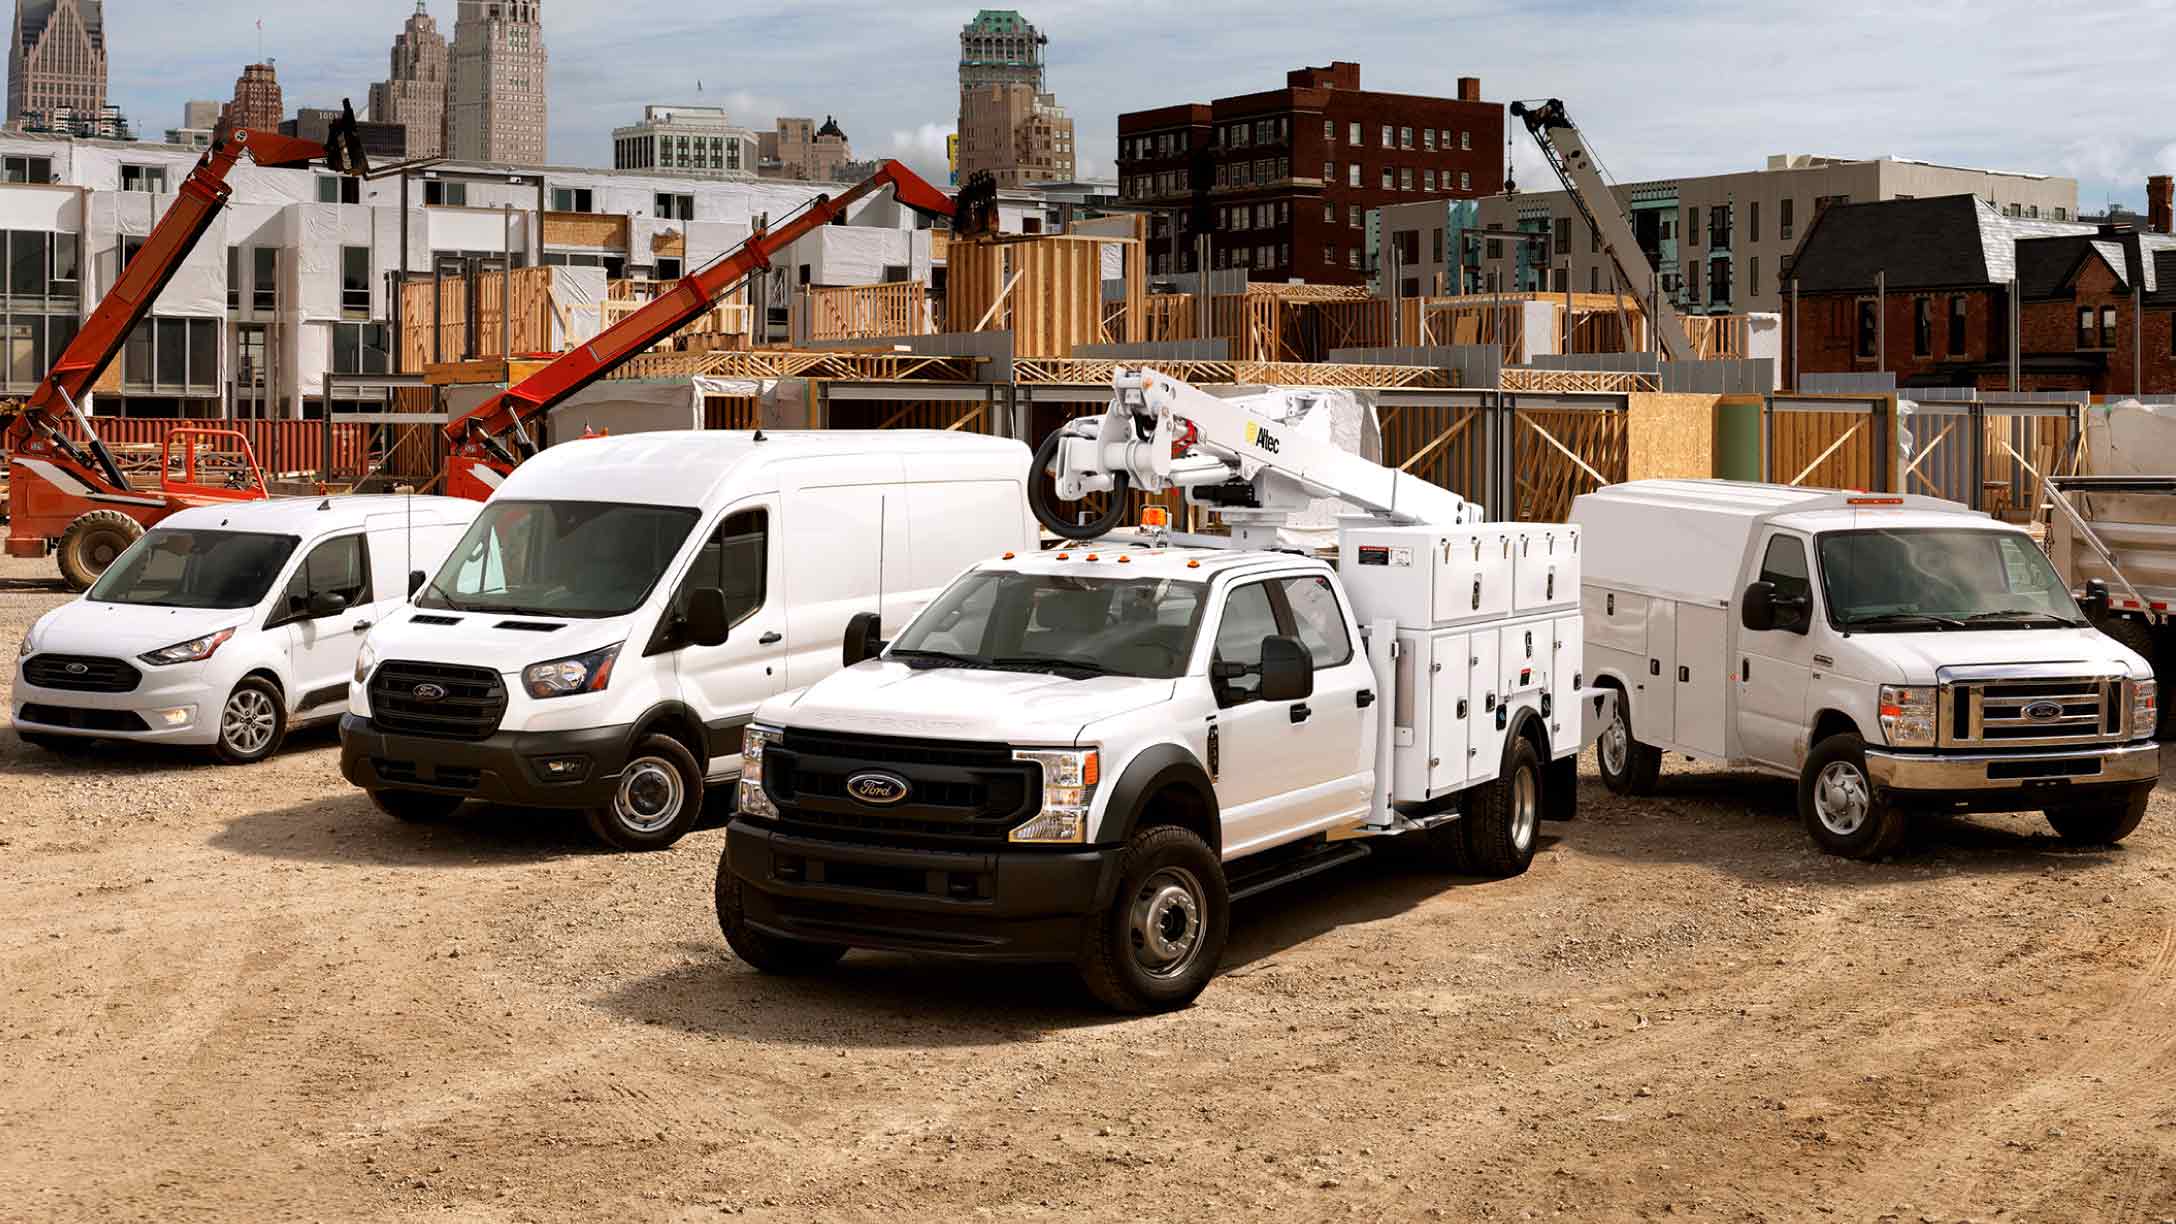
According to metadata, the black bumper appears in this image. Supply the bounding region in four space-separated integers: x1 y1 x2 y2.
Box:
725 819 1124 963
339 714 634 808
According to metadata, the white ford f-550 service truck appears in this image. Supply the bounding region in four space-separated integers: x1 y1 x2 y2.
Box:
712 369 1611 1012
1572 480 2157 859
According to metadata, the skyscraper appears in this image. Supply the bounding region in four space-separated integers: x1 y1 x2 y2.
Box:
957 9 1044 94
220 61 282 135
955 11 1072 187
369 0 447 160
8 0 106 128
448 0 546 165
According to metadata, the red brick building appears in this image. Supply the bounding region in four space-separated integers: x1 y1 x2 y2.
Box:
1116 62 1502 284
1785 190 2176 394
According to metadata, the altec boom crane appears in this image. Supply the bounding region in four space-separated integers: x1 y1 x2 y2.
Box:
1509 98 1697 363
439 159 957 500
4 109 370 589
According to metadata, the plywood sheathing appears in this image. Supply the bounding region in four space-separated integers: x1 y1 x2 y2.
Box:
1770 395 1900 492
399 266 564 367
1625 393 1721 482
1515 408 1627 523
944 231 1143 357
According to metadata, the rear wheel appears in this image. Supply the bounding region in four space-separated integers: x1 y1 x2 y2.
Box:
213 677 287 764
369 789 467 823
55 509 143 591
584 733 704 851
1798 732 1907 859
1596 688 1662 796
1463 736 1543 877
2045 783 2151 846
1076 825 1228 1013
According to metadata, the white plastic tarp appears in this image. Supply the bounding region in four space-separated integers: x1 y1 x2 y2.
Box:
2084 399 2176 477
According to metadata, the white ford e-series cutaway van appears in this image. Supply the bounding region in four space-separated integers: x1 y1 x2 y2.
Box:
339 429 1037 851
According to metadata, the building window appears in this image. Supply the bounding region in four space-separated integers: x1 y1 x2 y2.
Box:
1709 258 1731 306
1589 266 1598 294
1323 202 1335 223
1709 205 1731 249
1381 124 1393 147
654 192 694 220
1348 121 1361 144
1424 169 1436 192
1949 295 1967 354
226 247 240 311
1324 161 1334 181
120 164 168 193
2078 307 2096 349
1432 227 1444 264
1553 217 1571 257
1349 206 1361 229
3 155 52 183
656 257 683 280
1750 255 1760 298
1780 198 1794 242
1398 168 1413 191
252 247 276 312
1749 200 1761 244
1913 297 1931 357
1859 300 1879 358
331 322 390 375
118 316 219 392
1324 118 1335 142
1423 128 1437 152
1460 130 1471 150
1685 208 1699 248
340 246 370 316
423 180 468 207
1324 244 1337 266
317 174 360 204
1349 248 1361 270
1460 171 1470 191
550 187 594 213
1399 126 1413 149
2055 207 2068 221
2102 305 2118 349
1348 164 1359 188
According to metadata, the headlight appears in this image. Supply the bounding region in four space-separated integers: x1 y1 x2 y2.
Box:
2131 678 2157 740
17 622 38 658
139 627 236 666
1009 747 1099 843
738 724 781 819
1878 685 1936 746
521 643 622 699
353 639 379 686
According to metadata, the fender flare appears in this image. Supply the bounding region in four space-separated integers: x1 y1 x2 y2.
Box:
1100 742 1220 856
628 700 713 769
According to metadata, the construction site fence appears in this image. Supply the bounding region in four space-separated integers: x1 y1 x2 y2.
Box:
56 418 370 485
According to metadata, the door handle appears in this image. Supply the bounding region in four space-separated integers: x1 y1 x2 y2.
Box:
1289 703 1312 724
1356 689 1376 709
758 631 783 646
1649 658 1660 676
351 621 372 633
1741 658 1750 681
1678 665 1690 683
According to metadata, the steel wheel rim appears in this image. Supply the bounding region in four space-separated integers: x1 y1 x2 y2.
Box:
1814 760 1870 836
614 757 684 834
1511 763 1539 851
222 689 276 755
1129 866 1207 980
1600 703 1629 776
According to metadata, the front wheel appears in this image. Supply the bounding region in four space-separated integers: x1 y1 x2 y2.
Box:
2045 784 2151 846
213 677 287 764
584 733 704 851
1595 689 1662 796
1798 732 1906 859
1076 825 1229 1013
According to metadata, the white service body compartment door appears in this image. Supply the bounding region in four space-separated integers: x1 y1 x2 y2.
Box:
1513 527 1578 613
1467 628 1505 783
1673 604 1729 756
1434 530 1515 625
1428 630 1470 796
1635 596 1678 748
1499 618 1548 704
1552 614 1584 753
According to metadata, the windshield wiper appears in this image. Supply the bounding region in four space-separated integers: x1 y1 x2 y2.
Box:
1962 609 2085 627
888 647 983 668
990 654 1114 677
1844 612 1967 630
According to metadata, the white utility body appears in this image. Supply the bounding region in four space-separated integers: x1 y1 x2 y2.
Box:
1574 480 2157 859
717 368 1611 1012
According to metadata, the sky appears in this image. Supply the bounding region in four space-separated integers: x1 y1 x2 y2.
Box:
118 0 2176 213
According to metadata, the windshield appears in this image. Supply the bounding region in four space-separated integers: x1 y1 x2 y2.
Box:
87 528 299 610
889 570 1208 679
1817 528 2085 629
420 500 699 619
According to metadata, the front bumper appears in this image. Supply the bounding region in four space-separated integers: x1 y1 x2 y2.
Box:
1866 742 2160 793
339 714 634 808
11 669 216 746
725 818 1124 963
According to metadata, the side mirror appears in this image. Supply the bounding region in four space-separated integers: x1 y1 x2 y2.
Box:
685 588 731 648
307 590 350 619
408 569 427 597
1258 634 1314 703
2082 578 2111 620
1740 581 1777 633
842 611 884 667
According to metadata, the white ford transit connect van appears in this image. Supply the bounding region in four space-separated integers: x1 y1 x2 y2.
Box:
13 495 480 762
339 429 1036 850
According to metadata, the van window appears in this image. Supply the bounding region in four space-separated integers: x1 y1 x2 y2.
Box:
284 533 371 612
423 500 700 619
1279 575 1352 668
88 529 300 610
1213 581 1282 703
1758 535 1811 603
673 509 768 629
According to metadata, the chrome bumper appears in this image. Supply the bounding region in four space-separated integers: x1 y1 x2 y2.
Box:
1865 742 2160 792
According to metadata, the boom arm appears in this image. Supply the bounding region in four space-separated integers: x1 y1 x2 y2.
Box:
2 111 368 489
1509 98 1696 363
441 158 955 469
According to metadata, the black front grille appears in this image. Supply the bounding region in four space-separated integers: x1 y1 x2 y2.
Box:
766 729 1039 845
373 758 483 791
23 654 140 693
367 660 506 742
19 704 148 732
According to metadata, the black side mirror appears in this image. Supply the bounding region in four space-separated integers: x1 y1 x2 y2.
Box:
1258 634 1314 703
307 590 350 619
685 588 731 648
842 611 884 667
2082 578 2111 620
1740 581 1777 633
408 569 427 597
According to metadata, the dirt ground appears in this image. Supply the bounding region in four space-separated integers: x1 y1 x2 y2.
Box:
2 552 2174 1224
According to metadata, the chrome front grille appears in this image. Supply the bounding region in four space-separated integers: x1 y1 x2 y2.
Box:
1938 669 2127 748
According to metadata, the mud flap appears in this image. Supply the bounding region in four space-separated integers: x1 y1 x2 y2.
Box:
1544 755 1578 822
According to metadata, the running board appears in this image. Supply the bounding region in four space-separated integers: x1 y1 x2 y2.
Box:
1227 840 1372 902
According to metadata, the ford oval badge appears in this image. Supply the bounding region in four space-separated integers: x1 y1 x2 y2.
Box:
64 662 88 675
846 771 910 806
2023 700 2064 722
411 683 448 702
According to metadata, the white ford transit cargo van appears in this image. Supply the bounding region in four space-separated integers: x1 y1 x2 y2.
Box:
339 430 1036 850
13 495 480 762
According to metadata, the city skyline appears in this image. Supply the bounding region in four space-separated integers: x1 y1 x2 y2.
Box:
76 0 2176 209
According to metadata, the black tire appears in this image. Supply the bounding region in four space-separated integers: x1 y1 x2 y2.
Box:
55 508 143 591
1463 736 1543 878
17 731 96 754
714 854 846 974
2090 615 2171 738
1595 686 1662 796
584 733 704 851
212 675 287 764
369 789 467 822
1029 425 1130 541
1076 825 1229 1013
2045 783 2152 846
1798 732 1907 859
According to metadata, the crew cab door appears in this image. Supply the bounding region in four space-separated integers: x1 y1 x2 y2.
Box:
1207 578 1315 856
1737 531 1818 768
659 502 785 778
278 531 376 715
1273 574 1375 824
